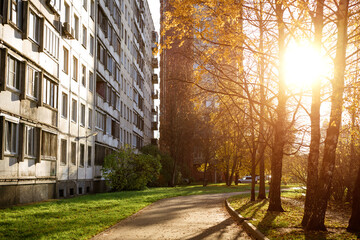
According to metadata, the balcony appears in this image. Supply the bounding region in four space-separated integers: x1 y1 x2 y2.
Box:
151 106 158 114
152 90 159 100
152 74 158 84
151 122 158 131
151 57 158 69
62 22 75 39
151 138 158 145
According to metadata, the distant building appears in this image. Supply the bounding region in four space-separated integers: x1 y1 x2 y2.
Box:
0 0 158 207
160 0 196 180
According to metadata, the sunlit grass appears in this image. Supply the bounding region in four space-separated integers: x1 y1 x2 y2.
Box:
228 188 358 240
0 183 254 240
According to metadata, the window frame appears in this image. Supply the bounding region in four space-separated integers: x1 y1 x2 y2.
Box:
61 92 68 118
29 10 41 44
26 65 40 100
71 98 77 123
82 25 87 48
25 125 37 158
72 56 78 81
79 143 84 167
4 120 19 156
80 103 85 127
42 76 58 109
60 139 67 165
7 55 21 92
63 47 69 74
81 64 86 87
71 141 76 165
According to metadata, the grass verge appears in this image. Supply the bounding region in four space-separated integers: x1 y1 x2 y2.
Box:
228 188 359 240
0 183 254 240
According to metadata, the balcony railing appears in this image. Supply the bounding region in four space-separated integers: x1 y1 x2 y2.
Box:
152 90 159 100
152 73 158 84
151 106 158 114
151 57 158 69
151 122 158 131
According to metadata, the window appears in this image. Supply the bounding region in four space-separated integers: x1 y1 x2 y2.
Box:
111 120 119 139
44 25 59 59
107 54 113 74
65 3 70 23
80 144 84 167
25 126 37 158
27 65 39 99
42 77 58 108
72 56 78 81
89 35 94 55
41 131 57 159
83 0 87 10
88 108 92 128
87 146 92 166
61 93 68 118
5 121 18 154
90 0 95 19
97 42 105 64
71 141 76 165
72 99 77 122
81 64 86 87
29 11 41 44
63 47 69 74
89 71 94 92
82 25 87 48
96 111 105 130
60 139 67 165
74 15 79 40
10 0 23 29
7 55 20 91
80 104 85 126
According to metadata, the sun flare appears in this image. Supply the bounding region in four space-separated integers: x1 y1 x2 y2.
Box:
284 43 330 88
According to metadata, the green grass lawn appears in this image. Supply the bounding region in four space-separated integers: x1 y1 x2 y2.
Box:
0 183 255 240
228 188 359 240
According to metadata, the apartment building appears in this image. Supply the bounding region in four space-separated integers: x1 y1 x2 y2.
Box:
94 0 158 191
0 0 158 207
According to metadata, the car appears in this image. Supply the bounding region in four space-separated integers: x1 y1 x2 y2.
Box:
238 176 259 184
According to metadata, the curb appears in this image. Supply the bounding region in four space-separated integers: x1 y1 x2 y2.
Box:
225 199 269 240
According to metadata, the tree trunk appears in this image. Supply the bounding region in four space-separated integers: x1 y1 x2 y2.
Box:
301 0 324 227
257 1 266 200
257 140 266 199
203 155 208 187
347 161 360 232
251 151 256 201
305 0 349 231
268 1 285 212
235 172 239 185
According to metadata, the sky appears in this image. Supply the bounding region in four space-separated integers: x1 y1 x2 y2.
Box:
148 0 160 33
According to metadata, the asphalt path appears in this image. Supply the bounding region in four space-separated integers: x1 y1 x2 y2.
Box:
91 192 252 240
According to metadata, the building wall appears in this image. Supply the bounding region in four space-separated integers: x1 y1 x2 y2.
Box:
160 0 195 179
0 0 157 208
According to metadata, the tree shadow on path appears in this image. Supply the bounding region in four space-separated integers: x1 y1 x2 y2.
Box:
186 217 247 240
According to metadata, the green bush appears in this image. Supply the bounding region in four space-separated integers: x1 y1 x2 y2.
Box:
101 147 161 191
141 145 175 186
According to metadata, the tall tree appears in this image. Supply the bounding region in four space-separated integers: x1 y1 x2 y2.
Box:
301 0 325 227
305 0 349 231
268 0 286 212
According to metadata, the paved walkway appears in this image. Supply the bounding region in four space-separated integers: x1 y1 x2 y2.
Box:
91 192 251 240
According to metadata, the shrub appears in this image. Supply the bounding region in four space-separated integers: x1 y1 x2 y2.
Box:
141 145 176 186
101 147 161 191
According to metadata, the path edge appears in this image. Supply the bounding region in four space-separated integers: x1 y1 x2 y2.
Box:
225 199 270 240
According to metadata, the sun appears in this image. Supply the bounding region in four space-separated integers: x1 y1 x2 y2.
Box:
284 42 329 89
